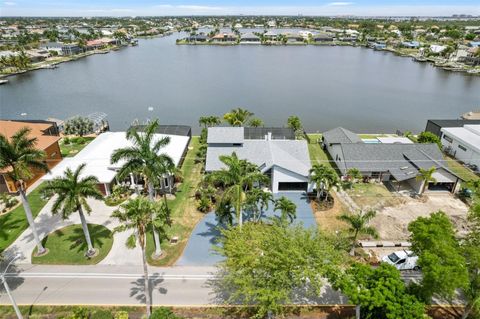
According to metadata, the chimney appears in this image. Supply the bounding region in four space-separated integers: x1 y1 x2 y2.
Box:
267 132 272 141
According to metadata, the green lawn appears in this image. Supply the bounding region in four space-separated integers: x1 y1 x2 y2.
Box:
146 137 205 266
0 184 48 253
32 224 113 265
60 137 95 157
306 134 336 171
444 155 479 182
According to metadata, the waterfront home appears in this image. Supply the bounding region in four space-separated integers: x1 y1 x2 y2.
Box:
400 41 420 49
61 43 83 56
299 30 314 40
314 33 334 42
373 42 387 50
440 125 480 171
284 32 304 43
26 49 49 62
0 120 62 194
240 32 261 44
186 34 208 43
468 42 480 48
43 126 191 196
430 44 447 54
425 119 480 137
210 33 237 43
263 31 278 41
338 36 357 42
322 127 461 194
205 127 312 193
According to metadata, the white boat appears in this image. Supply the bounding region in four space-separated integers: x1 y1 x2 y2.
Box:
0 79 8 85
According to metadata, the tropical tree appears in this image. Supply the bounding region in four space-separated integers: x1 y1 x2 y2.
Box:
346 168 362 183
273 196 297 224
223 108 254 127
64 116 94 137
244 188 272 223
248 118 264 128
112 197 169 318
287 115 302 133
0 127 48 255
416 166 437 195
199 116 221 129
417 131 441 149
207 152 267 227
42 163 103 257
337 210 378 256
111 119 174 257
309 164 340 202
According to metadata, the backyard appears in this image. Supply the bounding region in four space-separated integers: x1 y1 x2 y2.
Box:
306 134 335 170
146 137 205 266
59 136 95 157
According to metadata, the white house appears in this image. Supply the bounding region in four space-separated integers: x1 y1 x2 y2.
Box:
441 124 480 169
42 131 191 195
205 127 313 193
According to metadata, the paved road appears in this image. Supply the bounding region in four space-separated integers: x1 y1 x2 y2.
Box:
0 265 217 306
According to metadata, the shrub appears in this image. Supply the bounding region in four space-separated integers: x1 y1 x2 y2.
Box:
76 137 86 144
63 137 71 145
150 307 183 319
197 195 212 213
90 310 113 319
114 311 129 319
64 116 94 137
0 193 19 211
70 307 89 319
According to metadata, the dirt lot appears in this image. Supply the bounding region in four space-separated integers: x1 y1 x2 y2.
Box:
313 192 350 233
372 192 470 240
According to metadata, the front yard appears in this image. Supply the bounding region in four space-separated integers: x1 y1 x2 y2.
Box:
59 136 95 157
346 182 405 210
146 137 205 266
0 184 48 253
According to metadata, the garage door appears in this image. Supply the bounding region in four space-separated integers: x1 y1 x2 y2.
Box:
278 182 308 191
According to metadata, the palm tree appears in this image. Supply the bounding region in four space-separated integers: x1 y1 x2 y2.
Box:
223 108 254 127
274 196 297 223
112 197 169 318
0 127 49 255
207 152 267 227
199 116 221 129
309 164 340 202
42 163 103 257
346 168 362 183
337 210 379 256
287 115 302 133
244 188 272 223
111 119 174 258
249 118 264 128
416 166 437 195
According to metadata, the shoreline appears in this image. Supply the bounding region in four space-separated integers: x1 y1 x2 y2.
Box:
176 40 480 76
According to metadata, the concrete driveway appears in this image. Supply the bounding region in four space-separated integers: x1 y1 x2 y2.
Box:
176 192 317 266
5 197 143 265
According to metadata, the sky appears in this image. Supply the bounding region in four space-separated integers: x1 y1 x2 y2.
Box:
0 0 479 17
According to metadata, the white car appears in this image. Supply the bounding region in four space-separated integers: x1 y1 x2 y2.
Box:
381 250 420 271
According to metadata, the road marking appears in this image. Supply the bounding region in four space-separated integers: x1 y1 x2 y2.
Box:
3 273 215 280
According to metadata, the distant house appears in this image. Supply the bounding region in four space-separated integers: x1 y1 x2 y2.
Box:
263 31 278 41
0 120 62 194
186 34 208 42
205 127 312 193
210 33 237 42
468 42 480 48
284 33 304 43
401 41 420 49
40 42 63 55
440 125 480 170
240 32 261 44
61 44 82 55
43 127 191 196
314 34 334 42
430 44 447 53
373 42 387 50
322 127 462 194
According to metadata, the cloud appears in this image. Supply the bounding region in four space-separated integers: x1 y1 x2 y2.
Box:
327 2 354 6
3 1 17 6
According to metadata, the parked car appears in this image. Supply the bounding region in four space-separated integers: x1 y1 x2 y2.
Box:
381 250 420 271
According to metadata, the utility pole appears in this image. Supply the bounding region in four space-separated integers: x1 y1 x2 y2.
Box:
1 254 23 319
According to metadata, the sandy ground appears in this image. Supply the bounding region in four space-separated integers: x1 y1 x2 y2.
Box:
372 192 469 241
313 192 349 233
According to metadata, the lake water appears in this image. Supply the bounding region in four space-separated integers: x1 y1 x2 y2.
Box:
1 34 479 134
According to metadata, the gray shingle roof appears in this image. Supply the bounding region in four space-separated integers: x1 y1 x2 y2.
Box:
323 127 363 144
207 127 244 144
205 139 311 177
338 143 458 182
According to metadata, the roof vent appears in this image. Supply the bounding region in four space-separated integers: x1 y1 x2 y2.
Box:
400 166 409 170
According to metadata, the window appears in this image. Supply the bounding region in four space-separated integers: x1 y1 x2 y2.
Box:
458 145 467 152
164 177 169 188
443 134 453 143
371 172 381 179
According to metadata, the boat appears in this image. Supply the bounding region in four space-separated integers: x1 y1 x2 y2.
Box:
41 64 58 69
467 69 480 74
413 56 427 62
0 79 8 85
